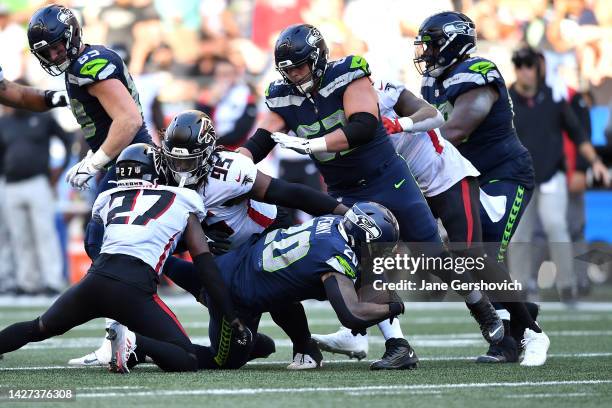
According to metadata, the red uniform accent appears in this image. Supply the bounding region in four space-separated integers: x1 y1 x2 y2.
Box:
427 129 444 154
155 231 180 274
460 178 474 247
247 200 275 228
153 293 188 337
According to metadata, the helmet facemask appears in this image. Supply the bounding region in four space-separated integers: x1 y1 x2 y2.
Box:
162 145 214 188
277 48 322 95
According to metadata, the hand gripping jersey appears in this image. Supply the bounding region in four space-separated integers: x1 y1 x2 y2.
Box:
65 45 151 152
420 57 532 186
265 55 396 190
216 215 358 312
198 150 277 248
375 79 479 197
92 184 205 275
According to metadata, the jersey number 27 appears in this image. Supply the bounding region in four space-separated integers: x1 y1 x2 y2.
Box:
107 189 175 226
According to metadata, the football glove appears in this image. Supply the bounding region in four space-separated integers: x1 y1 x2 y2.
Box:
204 228 232 255
65 149 111 190
271 132 327 155
44 90 68 108
382 116 413 135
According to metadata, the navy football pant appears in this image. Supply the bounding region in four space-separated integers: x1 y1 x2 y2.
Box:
84 166 117 260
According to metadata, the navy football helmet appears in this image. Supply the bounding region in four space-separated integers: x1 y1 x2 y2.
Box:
115 143 161 186
342 202 400 250
27 5 82 76
274 24 329 94
161 110 217 188
414 11 477 78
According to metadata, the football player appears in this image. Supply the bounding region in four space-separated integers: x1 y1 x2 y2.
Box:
70 110 348 369
414 11 549 365
0 65 67 110
115 201 407 371
27 4 151 258
238 24 504 369
0 144 249 373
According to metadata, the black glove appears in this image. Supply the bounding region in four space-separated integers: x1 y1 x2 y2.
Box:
204 227 232 255
44 90 68 108
351 328 367 336
230 317 252 347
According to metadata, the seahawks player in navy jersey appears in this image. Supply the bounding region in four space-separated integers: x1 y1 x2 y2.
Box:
238 24 504 369
415 11 549 366
27 4 151 259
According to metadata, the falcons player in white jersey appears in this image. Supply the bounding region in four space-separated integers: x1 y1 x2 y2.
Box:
70 110 348 369
0 144 248 373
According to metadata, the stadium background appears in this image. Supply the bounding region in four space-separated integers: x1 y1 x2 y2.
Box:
0 0 611 297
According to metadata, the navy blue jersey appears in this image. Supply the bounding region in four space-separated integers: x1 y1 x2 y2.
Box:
265 55 396 190
216 216 359 312
421 57 533 187
65 44 151 152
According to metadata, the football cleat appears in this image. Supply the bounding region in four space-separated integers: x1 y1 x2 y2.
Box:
107 322 136 374
287 338 323 370
475 335 519 363
312 327 368 360
466 298 504 344
370 338 418 370
520 329 550 366
68 336 111 366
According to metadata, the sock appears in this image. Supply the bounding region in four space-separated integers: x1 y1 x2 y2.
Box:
378 318 403 340
501 302 541 333
270 303 311 353
465 290 483 305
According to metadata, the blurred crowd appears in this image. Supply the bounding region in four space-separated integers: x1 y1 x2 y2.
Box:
0 0 611 296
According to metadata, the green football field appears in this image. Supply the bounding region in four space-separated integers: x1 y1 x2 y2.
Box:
0 297 611 408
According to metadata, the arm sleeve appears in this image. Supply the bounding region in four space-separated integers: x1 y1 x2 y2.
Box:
242 128 277 163
193 252 237 321
263 177 340 216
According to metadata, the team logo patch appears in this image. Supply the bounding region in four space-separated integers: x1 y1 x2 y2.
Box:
57 8 74 24
443 21 475 37
306 28 322 47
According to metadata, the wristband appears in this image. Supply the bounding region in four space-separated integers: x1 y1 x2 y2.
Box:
91 148 112 170
308 137 328 153
398 117 414 132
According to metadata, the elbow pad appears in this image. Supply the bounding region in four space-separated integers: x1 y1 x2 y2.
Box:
342 112 378 148
264 177 340 216
242 128 276 163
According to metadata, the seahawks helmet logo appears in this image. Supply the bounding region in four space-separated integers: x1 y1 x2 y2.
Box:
443 21 475 37
346 207 382 242
57 8 74 24
306 28 322 47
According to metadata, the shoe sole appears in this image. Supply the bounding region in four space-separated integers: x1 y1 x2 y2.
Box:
314 341 367 361
475 355 511 363
107 326 129 374
370 359 418 370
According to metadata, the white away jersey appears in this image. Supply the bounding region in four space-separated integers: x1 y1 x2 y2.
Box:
374 79 479 197
198 150 277 248
93 184 205 273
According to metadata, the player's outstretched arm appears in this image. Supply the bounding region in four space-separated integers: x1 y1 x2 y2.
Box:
184 213 237 319
439 85 499 146
321 272 404 333
238 110 286 163
0 78 66 112
385 88 444 133
250 170 349 216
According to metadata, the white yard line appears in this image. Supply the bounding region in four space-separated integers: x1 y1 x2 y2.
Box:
72 380 612 398
504 392 595 398
1 352 611 371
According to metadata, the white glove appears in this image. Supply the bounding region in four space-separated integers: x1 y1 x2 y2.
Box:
65 149 111 190
271 132 327 155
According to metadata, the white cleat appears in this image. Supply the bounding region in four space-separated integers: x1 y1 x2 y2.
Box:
107 322 136 374
287 353 322 370
68 337 111 366
520 329 550 366
312 327 368 360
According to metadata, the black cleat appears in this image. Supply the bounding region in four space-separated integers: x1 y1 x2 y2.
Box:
476 335 519 363
370 338 418 370
467 298 504 344
288 338 323 370
248 333 276 361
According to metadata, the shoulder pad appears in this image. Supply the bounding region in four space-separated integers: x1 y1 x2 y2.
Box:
442 57 504 103
318 55 371 98
264 79 306 110
208 150 258 198
67 46 122 86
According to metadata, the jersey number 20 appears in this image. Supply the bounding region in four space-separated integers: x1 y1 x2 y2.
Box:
262 220 314 272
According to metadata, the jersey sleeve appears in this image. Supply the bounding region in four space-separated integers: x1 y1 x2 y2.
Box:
323 235 359 280
264 79 306 113
177 187 206 222
318 55 372 98
66 47 125 87
442 58 505 105
91 189 113 225
210 151 258 199
374 79 405 114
